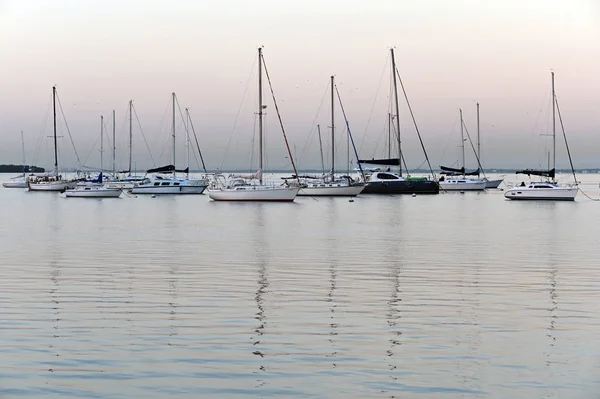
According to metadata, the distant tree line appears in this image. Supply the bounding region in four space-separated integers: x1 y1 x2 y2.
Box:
0 164 45 173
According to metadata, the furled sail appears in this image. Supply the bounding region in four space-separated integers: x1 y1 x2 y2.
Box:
516 168 555 179
464 168 480 176
147 165 175 173
358 158 401 166
440 165 465 175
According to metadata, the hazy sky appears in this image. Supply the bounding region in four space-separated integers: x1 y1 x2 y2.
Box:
1 0 599 172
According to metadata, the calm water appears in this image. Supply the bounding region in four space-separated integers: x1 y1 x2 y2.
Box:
1 173 600 398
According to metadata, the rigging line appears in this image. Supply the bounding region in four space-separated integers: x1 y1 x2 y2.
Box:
462 120 487 179
261 54 300 183
389 117 409 175
55 90 82 168
221 54 257 170
187 110 208 173
33 93 52 166
395 68 436 178
554 94 578 186
334 84 365 181
358 53 390 153
80 130 102 168
131 103 156 167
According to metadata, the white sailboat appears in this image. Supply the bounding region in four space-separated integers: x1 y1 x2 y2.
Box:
504 72 577 201
65 116 121 198
28 86 77 192
3 131 29 188
207 47 300 202
130 93 208 195
298 76 364 197
439 109 486 191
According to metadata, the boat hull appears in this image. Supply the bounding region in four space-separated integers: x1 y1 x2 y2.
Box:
208 186 299 201
504 187 577 201
3 181 28 188
298 184 364 196
484 179 503 189
130 185 207 194
28 181 77 191
363 180 439 194
439 181 487 191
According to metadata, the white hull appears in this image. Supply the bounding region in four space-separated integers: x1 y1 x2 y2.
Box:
298 184 364 196
439 180 486 191
28 180 77 191
208 186 299 201
65 186 122 198
3 180 28 188
504 186 577 201
484 179 503 189
106 181 136 189
130 185 207 194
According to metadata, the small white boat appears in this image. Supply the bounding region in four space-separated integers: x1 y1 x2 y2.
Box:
439 177 486 191
298 179 364 196
28 176 77 192
504 182 577 201
3 177 28 188
65 184 122 198
130 174 208 194
208 178 299 201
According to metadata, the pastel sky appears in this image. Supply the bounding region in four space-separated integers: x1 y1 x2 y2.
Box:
0 0 598 172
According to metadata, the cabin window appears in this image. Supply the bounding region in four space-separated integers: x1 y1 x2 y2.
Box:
174 182 180 186
153 182 160 186
376 173 397 180
161 182 170 186
534 185 551 189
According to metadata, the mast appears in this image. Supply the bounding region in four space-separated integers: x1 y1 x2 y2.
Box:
460 109 465 174
186 108 191 178
390 48 402 176
476 102 481 163
112 110 116 177
129 100 133 173
330 75 335 181
258 48 264 184
388 113 392 159
52 86 58 177
100 115 104 172
317 124 325 175
551 71 556 173
20 130 25 172
172 93 176 171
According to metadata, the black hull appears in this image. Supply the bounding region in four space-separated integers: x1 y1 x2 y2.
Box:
363 180 439 195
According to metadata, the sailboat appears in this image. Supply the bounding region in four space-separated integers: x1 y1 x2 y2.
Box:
359 48 439 195
3 131 29 188
438 109 487 191
130 93 209 195
504 72 578 201
475 103 503 189
65 116 121 198
28 86 77 192
297 76 364 197
207 47 300 202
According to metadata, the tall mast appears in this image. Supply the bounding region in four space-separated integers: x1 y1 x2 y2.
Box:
52 86 58 177
112 110 116 176
330 75 335 181
551 71 556 172
20 130 25 170
390 48 402 176
460 108 465 173
317 124 325 175
186 108 191 178
476 102 481 162
172 93 176 170
100 115 104 172
258 47 264 184
129 100 133 173
388 113 392 159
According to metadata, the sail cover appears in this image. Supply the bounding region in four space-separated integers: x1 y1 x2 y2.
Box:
229 169 263 181
516 168 555 179
358 158 400 166
440 165 464 175
464 168 480 176
147 165 175 173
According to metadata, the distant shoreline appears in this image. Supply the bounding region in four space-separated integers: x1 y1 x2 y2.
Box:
0 164 45 173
